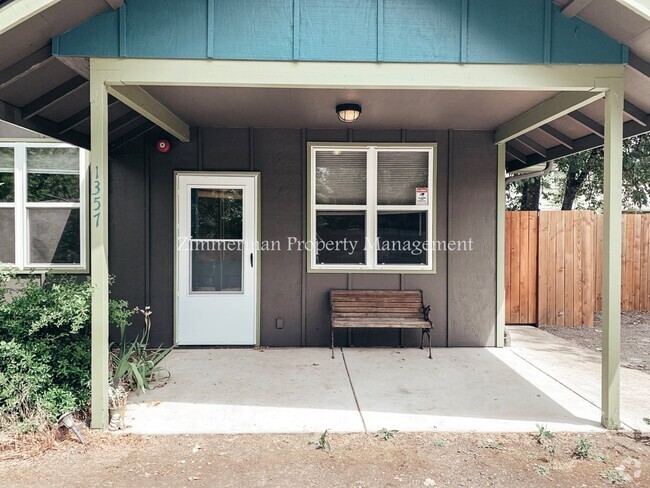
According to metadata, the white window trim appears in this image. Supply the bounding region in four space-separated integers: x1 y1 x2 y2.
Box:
0 142 88 273
307 142 437 274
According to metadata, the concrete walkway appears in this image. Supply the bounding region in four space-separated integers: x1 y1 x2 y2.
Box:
124 327 649 434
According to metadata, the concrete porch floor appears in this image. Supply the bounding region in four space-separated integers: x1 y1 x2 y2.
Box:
124 327 650 434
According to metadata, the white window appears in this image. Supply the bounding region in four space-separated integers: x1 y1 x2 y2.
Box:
308 143 436 273
0 143 87 271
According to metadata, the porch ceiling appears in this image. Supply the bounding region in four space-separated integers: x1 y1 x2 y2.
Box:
143 86 560 132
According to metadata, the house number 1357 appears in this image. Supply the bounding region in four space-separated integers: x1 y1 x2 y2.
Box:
92 165 101 228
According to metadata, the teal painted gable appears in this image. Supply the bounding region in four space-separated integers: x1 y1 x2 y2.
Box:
53 0 627 64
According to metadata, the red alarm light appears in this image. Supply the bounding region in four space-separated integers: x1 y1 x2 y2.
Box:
156 139 171 153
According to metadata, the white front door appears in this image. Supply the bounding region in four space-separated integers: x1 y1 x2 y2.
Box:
175 173 258 345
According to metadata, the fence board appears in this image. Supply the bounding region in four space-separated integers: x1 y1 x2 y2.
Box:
505 211 538 324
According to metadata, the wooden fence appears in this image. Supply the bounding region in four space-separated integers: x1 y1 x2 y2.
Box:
506 211 650 327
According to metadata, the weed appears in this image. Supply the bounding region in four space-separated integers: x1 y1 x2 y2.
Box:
376 428 398 441
432 439 447 448
534 465 551 477
309 429 331 453
599 469 628 485
535 424 555 444
644 418 650 425
573 437 592 459
544 443 557 459
477 439 506 451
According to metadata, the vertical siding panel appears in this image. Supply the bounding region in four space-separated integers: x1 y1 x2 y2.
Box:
633 214 642 311
528 212 538 324
564 210 575 325
511 211 521 322
519 211 529 324
553 212 565 326
505 212 513 323
642 215 650 310
537 212 548 325
583 211 595 326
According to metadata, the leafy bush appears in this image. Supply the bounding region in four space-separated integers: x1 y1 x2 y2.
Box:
0 270 130 431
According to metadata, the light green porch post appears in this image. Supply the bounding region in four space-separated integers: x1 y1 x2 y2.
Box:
496 143 506 347
601 79 624 430
89 63 109 429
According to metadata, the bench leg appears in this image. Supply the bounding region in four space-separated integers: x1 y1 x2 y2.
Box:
428 328 432 359
420 329 425 349
331 327 335 359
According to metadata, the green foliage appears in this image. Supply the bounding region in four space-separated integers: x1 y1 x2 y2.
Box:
431 439 447 448
110 306 172 393
310 429 332 453
535 424 555 444
600 469 628 485
507 133 650 211
643 417 650 425
573 437 593 459
534 465 551 477
0 270 129 430
376 427 398 441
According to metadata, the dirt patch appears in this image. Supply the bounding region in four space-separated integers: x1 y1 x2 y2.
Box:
543 311 650 373
1 429 650 487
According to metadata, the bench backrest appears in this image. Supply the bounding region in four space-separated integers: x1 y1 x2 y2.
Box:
330 290 424 318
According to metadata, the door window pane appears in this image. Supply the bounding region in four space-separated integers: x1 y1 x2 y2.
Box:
28 208 80 264
27 147 80 203
315 151 366 205
0 148 13 203
377 211 427 265
377 151 429 205
191 189 242 239
191 247 243 292
0 208 14 263
316 211 365 264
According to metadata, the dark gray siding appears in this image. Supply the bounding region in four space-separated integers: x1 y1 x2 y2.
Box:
108 126 497 348
448 131 497 346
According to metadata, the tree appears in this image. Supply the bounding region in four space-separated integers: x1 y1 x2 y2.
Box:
506 133 650 211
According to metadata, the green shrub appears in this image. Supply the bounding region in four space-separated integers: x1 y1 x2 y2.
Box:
0 270 129 431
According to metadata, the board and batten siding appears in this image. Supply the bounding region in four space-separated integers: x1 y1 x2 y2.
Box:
54 0 626 65
108 128 496 348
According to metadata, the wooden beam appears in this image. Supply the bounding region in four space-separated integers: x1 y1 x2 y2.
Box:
538 124 574 149
623 100 648 126
89 67 109 429
55 56 90 79
562 0 593 17
0 46 52 92
566 110 605 137
22 75 87 120
628 51 650 78
509 118 650 172
506 144 527 164
109 121 155 151
59 97 120 134
0 97 88 148
602 79 624 430
108 111 142 136
107 84 190 142
496 143 506 348
0 0 64 36
495 91 604 144
516 134 547 157
92 58 625 92
613 0 650 22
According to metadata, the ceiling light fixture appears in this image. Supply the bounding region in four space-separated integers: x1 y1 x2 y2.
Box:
336 103 362 123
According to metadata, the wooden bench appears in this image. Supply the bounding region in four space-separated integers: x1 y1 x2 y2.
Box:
330 290 433 359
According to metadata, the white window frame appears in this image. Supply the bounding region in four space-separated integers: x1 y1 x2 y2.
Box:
307 142 437 273
0 142 88 272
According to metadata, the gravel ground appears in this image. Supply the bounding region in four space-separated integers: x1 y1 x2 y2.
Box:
542 311 650 373
2 429 650 487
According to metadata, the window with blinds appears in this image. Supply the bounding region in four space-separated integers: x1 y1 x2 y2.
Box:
309 144 436 273
0 143 86 270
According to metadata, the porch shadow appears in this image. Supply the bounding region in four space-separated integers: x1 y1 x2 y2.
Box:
124 346 603 434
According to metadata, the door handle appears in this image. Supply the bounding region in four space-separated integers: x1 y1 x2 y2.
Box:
250 252 254 268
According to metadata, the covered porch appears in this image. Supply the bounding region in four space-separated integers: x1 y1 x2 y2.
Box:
123 327 650 434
